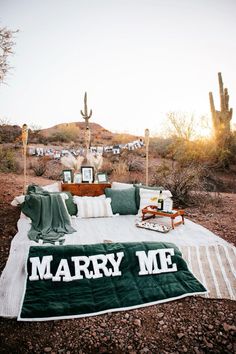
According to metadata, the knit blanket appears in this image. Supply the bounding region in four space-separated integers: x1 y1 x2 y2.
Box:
21 186 76 244
18 242 206 321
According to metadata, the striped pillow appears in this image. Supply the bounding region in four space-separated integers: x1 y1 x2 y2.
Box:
73 195 113 218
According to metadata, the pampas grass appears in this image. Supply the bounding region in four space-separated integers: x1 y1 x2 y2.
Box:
61 154 84 171
86 152 103 172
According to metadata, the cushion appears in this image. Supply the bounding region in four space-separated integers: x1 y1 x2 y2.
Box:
133 184 163 209
11 195 25 206
105 187 138 215
73 195 113 218
42 182 61 193
138 188 172 215
111 181 133 190
63 192 78 216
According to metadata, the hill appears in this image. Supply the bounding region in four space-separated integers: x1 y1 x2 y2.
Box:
0 122 140 146
40 121 140 145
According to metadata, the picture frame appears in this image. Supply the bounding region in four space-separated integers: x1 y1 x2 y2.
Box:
81 166 94 183
62 169 73 183
73 172 82 184
97 172 108 183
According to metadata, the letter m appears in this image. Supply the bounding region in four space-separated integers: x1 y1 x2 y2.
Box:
29 256 53 281
136 250 158 275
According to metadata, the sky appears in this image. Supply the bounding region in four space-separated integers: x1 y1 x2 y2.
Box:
0 0 236 136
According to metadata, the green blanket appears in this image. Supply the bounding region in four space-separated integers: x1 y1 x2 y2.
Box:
21 185 76 244
18 242 207 321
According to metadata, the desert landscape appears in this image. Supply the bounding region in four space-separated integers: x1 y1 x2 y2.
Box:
1 2 236 353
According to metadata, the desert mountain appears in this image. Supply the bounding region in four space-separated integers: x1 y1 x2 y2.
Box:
0 122 140 146
40 121 140 145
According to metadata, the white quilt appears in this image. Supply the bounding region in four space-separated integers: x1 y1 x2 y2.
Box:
0 213 235 318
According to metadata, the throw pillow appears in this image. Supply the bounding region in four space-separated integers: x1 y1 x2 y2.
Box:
42 182 61 192
63 191 78 216
105 187 138 215
133 184 163 209
73 195 113 218
111 181 133 190
138 188 172 215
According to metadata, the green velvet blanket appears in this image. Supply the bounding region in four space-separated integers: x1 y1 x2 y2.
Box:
18 242 207 321
21 185 76 244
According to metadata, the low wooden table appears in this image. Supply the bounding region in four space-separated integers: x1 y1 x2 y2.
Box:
61 183 111 196
142 205 185 229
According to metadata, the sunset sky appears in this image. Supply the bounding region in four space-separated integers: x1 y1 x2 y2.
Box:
1 0 236 136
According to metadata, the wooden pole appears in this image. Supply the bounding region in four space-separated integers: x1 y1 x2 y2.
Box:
145 128 150 186
22 124 28 194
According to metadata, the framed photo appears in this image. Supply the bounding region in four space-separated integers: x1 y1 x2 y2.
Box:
62 169 73 183
81 166 94 183
73 172 82 183
97 172 108 183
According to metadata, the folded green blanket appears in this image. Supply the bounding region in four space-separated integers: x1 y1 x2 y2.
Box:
18 242 207 321
21 185 76 244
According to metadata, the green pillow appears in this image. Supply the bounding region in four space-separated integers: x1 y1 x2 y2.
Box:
133 184 163 209
64 192 78 216
105 188 138 215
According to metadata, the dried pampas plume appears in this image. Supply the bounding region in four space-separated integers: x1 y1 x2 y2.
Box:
61 154 84 171
86 152 103 172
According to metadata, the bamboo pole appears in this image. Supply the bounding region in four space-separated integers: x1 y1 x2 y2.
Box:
145 128 150 186
22 124 28 194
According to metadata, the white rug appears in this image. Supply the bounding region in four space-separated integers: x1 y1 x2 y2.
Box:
0 214 235 318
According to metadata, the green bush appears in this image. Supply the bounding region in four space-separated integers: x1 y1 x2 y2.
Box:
0 147 18 172
151 162 207 206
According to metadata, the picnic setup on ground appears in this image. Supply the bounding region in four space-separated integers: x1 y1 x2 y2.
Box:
0 179 235 321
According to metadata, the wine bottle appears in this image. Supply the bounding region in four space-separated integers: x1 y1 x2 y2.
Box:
157 190 164 211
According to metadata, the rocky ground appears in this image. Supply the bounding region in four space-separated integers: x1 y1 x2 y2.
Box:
0 172 235 354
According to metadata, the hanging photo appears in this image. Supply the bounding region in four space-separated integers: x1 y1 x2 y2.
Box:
97 172 108 183
81 166 94 183
62 169 73 183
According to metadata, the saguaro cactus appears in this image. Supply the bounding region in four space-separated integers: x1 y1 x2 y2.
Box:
80 92 92 129
80 92 92 150
209 72 233 147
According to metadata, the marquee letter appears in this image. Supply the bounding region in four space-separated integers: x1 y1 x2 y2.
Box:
29 256 53 281
52 259 72 282
159 248 177 273
89 254 111 279
136 250 159 275
71 256 93 280
107 252 124 276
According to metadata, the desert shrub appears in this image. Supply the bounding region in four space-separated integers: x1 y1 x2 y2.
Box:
45 160 62 180
0 124 21 143
149 137 175 158
113 161 129 175
30 156 49 176
0 147 18 172
151 162 207 206
101 160 114 176
127 158 144 172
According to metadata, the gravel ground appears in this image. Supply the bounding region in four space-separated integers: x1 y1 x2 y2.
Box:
0 173 235 354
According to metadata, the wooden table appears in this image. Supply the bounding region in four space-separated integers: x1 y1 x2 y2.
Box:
61 183 111 196
142 205 185 229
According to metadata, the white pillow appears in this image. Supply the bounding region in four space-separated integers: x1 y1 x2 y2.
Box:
111 181 133 190
138 188 172 214
11 195 25 206
73 195 113 218
42 182 61 192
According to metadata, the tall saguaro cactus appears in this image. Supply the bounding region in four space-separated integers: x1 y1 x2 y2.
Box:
209 72 233 147
80 92 92 150
80 92 92 128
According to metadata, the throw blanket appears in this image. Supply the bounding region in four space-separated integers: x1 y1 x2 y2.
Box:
18 242 207 321
21 185 75 244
